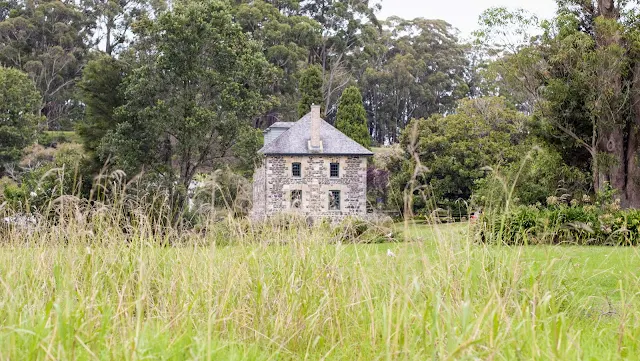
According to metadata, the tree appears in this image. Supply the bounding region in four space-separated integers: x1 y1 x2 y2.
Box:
76 54 128 168
233 0 321 125
298 64 323 117
398 97 529 210
83 0 166 56
100 0 276 214
301 0 380 115
478 1 640 207
0 0 17 21
335 86 370 148
0 67 43 169
357 17 469 143
0 0 91 129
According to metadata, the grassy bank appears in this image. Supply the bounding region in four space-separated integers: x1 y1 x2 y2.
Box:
0 222 638 359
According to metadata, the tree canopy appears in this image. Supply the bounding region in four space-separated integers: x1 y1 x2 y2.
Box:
335 86 370 148
0 67 43 168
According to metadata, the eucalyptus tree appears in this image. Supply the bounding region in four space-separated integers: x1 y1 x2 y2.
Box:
357 17 469 143
478 0 640 207
0 0 91 129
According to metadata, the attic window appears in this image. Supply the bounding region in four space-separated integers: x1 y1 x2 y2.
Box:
330 163 339 178
329 190 340 210
292 162 301 177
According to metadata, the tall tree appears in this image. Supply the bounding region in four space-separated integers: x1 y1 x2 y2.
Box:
76 54 128 167
298 64 324 117
301 0 380 115
335 86 370 148
83 0 165 56
100 0 276 211
0 67 43 169
478 1 640 207
233 0 321 125
0 0 91 129
357 17 469 143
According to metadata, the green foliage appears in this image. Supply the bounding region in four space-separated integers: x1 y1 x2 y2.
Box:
399 97 529 210
474 145 591 208
480 202 640 246
0 0 90 128
357 17 469 143
76 55 128 162
475 2 640 207
101 0 277 192
233 0 321 123
0 67 43 167
2 143 87 211
335 86 370 148
297 65 324 118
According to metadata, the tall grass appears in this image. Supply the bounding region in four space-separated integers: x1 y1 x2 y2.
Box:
1 212 639 359
0 142 638 359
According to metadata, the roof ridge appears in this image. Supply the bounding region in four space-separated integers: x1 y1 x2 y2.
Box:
258 112 373 156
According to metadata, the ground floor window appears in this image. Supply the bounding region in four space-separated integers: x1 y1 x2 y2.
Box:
329 190 340 210
291 190 302 208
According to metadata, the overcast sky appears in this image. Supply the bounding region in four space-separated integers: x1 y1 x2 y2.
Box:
378 0 557 37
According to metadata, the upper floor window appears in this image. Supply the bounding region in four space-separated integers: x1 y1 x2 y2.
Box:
292 162 301 177
330 162 339 178
329 190 341 210
291 190 302 209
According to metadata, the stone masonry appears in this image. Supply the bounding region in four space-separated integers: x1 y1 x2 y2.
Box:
251 104 373 223
252 155 368 222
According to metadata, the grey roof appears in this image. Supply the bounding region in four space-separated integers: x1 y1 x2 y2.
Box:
259 112 373 156
267 122 295 129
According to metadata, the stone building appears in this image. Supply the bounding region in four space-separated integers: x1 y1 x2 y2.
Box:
251 105 373 222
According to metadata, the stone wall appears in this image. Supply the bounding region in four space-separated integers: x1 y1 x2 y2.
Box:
255 155 368 222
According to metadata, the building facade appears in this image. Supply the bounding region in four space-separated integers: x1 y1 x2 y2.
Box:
251 105 373 222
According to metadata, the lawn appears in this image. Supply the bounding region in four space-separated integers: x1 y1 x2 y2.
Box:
0 221 638 360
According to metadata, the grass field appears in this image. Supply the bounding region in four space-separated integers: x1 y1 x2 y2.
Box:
0 221 639 360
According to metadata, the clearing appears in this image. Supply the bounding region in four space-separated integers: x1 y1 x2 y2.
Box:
0 222 638 359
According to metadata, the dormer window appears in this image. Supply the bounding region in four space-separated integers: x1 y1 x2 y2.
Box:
292 162 301 177
330 162 339 178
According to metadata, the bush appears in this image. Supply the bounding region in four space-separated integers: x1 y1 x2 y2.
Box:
478 203 640 246
332 217 399 244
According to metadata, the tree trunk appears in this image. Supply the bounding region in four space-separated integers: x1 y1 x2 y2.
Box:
626 61 640 207
594 0 628 204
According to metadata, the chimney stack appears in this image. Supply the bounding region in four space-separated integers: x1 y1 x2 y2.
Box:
309 104 322 151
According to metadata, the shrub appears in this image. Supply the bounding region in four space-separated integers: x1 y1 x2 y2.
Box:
332 217 399 244
479 204 640 246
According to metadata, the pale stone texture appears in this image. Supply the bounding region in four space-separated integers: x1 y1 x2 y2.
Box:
251 155 368 222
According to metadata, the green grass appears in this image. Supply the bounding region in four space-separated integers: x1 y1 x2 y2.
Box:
0 221 639 359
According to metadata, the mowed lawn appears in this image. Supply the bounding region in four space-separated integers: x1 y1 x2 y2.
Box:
0 223 638 360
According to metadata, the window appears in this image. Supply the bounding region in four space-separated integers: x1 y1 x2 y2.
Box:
292 162 301 177
329 190 340 210
291 190 302 209
330 162 339 178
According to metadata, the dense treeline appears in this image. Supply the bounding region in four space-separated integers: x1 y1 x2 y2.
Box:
2 0 640 221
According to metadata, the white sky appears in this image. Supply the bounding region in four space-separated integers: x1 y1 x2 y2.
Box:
378 0 558 37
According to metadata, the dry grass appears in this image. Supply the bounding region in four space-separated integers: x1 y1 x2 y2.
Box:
0 216 638 360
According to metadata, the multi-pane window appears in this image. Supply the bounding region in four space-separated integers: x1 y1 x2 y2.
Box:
329 190 340 210
330 162 339 178
292 162 301 177
291 190 302 209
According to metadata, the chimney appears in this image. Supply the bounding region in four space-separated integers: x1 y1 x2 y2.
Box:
309 104 322 151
